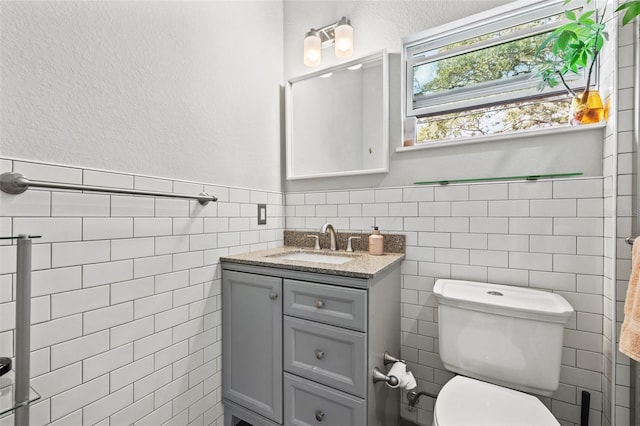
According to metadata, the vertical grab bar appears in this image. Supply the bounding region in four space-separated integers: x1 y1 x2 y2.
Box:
0 235 40 426
14 235 32 426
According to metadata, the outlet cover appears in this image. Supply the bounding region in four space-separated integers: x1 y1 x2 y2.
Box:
257 204 267 225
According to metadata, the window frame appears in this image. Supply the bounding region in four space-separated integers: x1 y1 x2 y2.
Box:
402 0 592 121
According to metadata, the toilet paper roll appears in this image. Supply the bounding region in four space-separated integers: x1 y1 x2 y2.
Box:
386 362 407 389
402 371 417 390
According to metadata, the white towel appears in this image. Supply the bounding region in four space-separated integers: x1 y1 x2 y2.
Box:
620 238 640 361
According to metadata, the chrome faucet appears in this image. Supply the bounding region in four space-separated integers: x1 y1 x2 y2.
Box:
321 223 338 251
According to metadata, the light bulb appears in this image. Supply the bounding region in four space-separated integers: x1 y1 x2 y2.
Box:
304 29 321 67
334 17 353 59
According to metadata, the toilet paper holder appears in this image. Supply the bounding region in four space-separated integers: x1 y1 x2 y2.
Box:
382 351 405 365
372 366 399 386
372 351 405 386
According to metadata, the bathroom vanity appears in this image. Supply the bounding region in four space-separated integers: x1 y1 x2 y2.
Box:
220 247 404 426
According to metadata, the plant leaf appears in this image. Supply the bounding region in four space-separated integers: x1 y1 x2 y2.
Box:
557 31 573 50
579 10 596 22
622 2 640 25
580 51 588 67
536 32 557 56
595 34 604 51
616 1 640 25
566 10 577 21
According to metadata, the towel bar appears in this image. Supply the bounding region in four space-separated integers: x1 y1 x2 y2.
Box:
0 172 217 205
626 236 637 245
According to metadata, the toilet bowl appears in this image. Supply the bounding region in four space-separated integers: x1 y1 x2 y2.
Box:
432 279 573 426
433 376 559 426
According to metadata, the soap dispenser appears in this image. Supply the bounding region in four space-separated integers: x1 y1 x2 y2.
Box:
368 226 384 255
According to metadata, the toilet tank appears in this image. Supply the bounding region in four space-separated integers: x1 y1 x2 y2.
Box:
433 279 574 396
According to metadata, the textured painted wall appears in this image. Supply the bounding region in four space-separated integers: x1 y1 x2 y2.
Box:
0 1 283 192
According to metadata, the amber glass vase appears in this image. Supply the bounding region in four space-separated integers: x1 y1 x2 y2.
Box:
569 90 604 125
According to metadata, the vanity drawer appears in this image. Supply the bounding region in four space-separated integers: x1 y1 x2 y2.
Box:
283 279 367 331
284 373 366 426
284 316 366 397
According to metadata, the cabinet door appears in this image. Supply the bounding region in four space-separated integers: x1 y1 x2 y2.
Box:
222 270 283 423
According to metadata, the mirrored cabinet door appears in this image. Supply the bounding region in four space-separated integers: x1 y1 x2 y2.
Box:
286 50 389 180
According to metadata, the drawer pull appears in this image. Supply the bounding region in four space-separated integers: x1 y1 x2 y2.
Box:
315 349 325 360
269 292 278 300
315 299 325 309
315 410 325 422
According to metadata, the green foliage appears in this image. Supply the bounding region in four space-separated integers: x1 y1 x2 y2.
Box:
417 99 570 142
536 1 640 95
412 16 571 141
535 6 606 96
414 1 640 141
616 1 640 25
419 34 544 95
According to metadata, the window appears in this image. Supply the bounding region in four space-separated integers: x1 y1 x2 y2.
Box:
402 0 592 144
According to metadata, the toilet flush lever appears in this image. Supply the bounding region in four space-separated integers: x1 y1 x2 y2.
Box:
407 390 438 409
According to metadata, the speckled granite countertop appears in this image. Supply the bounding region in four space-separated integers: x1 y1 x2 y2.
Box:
220 246 405 279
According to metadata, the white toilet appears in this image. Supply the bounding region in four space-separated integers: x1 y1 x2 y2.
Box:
432 279 574 426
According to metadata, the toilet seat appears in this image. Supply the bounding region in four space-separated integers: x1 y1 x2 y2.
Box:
433 376 560 426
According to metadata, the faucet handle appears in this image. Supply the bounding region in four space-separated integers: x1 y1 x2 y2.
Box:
346 236 361 252
307 235 320 250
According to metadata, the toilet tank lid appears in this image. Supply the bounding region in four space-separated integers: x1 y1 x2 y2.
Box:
433 279 574 321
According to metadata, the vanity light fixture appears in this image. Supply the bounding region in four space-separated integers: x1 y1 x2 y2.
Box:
303 16 353 67
334 17 353 58
303 29 321 67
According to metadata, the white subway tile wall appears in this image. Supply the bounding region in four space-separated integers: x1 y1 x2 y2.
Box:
0 148 627 426
0 158 284 426
286 177 605 426
611 12 635 426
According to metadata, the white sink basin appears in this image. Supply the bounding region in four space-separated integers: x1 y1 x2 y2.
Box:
269 251 357 265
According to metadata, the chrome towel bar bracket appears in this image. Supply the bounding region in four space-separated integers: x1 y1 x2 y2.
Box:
0 172 217 206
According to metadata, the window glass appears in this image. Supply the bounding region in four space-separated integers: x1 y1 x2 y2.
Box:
417 96 570 142
403 0 590 144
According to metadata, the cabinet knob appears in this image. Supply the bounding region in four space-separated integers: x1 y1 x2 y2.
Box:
315 299 325 309
315 349 324 360
269 292 278 300
315 410 325 422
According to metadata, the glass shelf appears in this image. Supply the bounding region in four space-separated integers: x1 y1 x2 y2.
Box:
0 370 41 418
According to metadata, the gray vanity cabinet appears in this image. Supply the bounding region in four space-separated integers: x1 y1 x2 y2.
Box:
221 260 400 426
222 270 283 424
